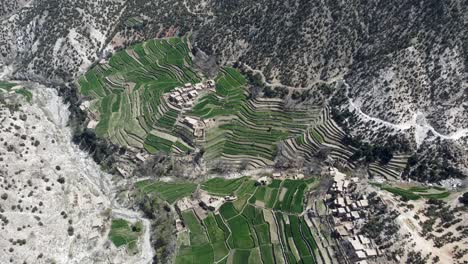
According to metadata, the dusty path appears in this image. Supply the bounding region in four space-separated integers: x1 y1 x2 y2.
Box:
342 80 468 146
242 64 343 91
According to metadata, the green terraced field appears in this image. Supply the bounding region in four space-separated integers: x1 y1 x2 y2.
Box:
201 177 247 196
135 179 197 204
78 36 199 152
193 68 317 166
371 182 450 200
0 81 33 102
109 219 143 254
137 176 319 263
78 37 320 168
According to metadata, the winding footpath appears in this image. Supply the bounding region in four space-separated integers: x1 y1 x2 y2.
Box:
342 80 468 146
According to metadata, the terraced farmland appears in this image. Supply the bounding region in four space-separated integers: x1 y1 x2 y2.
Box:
279 107 356 168
78 37 199 153
78 37 322 167
135 179 197 204
192 68 320 168
370 182 450 200
0 81 33 102
136 177 321 264
78 37 407 174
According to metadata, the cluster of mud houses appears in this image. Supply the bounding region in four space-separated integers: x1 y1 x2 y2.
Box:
175 191 237 232
326 168 381 263
167 80 215 108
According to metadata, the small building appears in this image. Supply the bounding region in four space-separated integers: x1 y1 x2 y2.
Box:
358 200 369 208
184 117 199 128
80 101 90 110
175 95 184 103
206 80 215 88
351 211 360 220
295 173 305 180
335 197 345 207
188 90 198 99
136 153 146 162
169 94 178 101
336 182 344 193
87 120 98 129
225 195 237 201
184 83 192 88
175 219 184 231
272 172 282 178
336 225 349 237
337 208 346 216
116 167 129 178
344 222 354 232
200 195 224 211
358 235 370 245
185 101 194 108
257 176 271 185
348 237 365 251
356 250 367 260
365 249 377 257
343 180 350 189
345 197 352 206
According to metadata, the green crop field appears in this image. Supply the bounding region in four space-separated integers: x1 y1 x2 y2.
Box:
78 36 323 168
135 176 320 263
78 36 199 152
201 177 247 196
134 176 319 263
135 179 197 204
371 182 450 200
109 219 143 254
0 82 33 102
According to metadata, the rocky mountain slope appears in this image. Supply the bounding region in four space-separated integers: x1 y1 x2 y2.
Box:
0 0 466 180
0 85 152 264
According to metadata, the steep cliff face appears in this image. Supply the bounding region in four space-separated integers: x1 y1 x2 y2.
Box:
0 0 466 179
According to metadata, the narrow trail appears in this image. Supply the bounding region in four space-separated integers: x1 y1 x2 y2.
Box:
242 64 343 91
342 80 468 146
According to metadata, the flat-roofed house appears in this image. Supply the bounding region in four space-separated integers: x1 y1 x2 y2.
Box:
365 249 377 257
188 90 198 98
358 235 370 245
358 199 369 208
184 117 199 128
351 211 360 220
206 80 215 88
